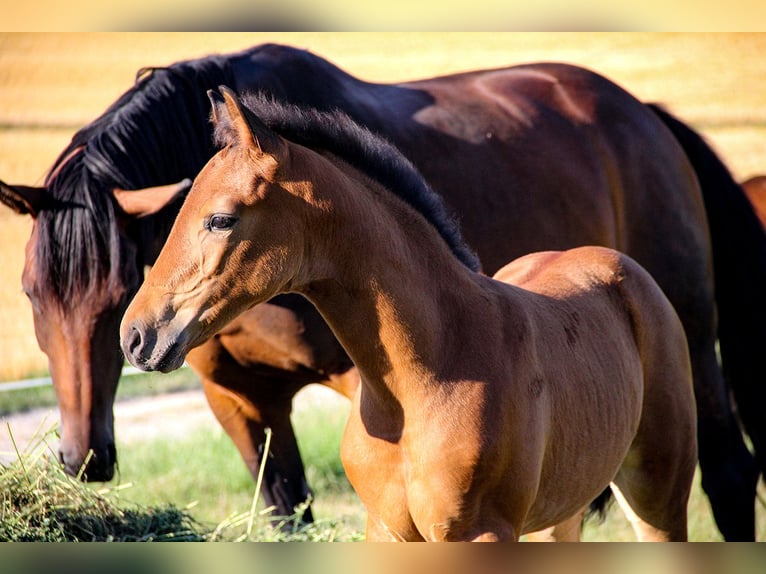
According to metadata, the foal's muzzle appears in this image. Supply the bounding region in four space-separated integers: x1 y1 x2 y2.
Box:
120 321 186 373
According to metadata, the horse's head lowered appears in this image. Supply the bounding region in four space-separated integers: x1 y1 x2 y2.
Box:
1 60 229 481
0 162 188 481
121 88 307 373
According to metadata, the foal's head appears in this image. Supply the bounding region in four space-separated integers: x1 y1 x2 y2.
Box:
121 86 479 373
121 87 309 372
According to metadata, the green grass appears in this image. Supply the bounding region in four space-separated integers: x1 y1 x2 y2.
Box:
1 394 363 542
112 393 365 541
1 372 364 540
106 392 766 541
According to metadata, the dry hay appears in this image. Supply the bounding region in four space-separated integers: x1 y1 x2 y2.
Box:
0 424 206 542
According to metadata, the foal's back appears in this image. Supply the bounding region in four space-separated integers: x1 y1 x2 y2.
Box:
494 245 694 412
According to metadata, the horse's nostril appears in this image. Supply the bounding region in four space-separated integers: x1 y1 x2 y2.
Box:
126 324 143 356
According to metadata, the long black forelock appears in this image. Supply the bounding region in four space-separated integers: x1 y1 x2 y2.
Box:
37 56 236 305
37 159 124 304
226 91 481 272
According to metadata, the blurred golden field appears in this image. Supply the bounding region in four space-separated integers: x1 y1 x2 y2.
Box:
1 32 765 379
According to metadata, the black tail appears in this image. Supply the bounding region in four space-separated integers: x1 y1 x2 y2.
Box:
649 103 766 478
586 488 614 523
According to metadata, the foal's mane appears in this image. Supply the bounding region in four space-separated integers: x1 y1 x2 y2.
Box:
38 56 235 304
223 92 481 272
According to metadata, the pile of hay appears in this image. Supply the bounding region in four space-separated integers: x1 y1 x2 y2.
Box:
0 426 206 542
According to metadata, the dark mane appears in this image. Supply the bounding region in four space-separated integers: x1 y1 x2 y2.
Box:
38 57 236 304
228 92 481 272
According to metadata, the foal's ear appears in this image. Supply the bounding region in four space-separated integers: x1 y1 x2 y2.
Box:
0 180 47 217
209 86 282 157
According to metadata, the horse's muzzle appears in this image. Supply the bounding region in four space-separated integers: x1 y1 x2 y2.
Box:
121 322 152 369
60 443 116 482
121 321 186 373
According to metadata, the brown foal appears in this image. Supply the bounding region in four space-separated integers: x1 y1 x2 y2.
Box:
120 88 697 541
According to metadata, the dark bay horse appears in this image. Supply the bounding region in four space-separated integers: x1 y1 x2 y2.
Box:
0 44 763 539
121 89 698 541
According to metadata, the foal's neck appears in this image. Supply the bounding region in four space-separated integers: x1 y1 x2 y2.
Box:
294 168 483 404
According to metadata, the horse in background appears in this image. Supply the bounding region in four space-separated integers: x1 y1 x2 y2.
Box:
121 89 698 541
0 44 762 539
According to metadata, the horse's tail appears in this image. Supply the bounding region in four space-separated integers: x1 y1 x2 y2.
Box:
586 488 613 524
648 103 766 477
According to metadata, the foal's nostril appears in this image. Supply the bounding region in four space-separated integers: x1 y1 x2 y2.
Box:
122 321 162 370
125 324 144 357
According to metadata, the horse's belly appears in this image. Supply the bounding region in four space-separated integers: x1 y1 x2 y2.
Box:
516 355 643 533
521 477 613 535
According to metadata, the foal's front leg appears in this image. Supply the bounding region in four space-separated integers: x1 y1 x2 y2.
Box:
407 488 521 541
425 518 519 541
365 515 425 541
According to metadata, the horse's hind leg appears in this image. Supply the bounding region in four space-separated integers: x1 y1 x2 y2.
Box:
612 305 697 541
526 510 585 542
610 444 695 542
610 397 697 541
660 278 758 539
608 481 682 542
693 343 759 541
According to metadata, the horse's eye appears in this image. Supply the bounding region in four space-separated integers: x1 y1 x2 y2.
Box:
206 214 238 232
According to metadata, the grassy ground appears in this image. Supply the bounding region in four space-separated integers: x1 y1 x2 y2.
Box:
2 383 364 541
114 394 766 541
1 33 766 541
112 390 365 541
3 373 766 540
0 368 201 417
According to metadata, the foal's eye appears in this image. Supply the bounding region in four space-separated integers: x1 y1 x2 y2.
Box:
206 214 238 232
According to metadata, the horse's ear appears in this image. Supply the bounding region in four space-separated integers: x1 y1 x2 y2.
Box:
112 178 192 219
0 180 47 217
210 86 282 157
